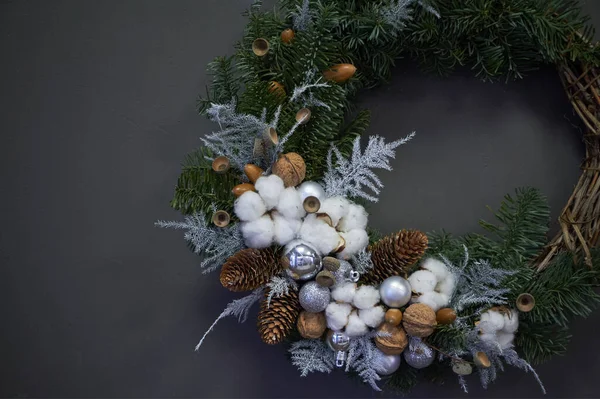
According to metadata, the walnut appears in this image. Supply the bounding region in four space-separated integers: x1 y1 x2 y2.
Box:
272 152 306 187
375 323 408 355
297 311 326 339
402 303 437 337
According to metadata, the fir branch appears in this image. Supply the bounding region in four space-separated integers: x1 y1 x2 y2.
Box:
194 288 263 351
289 339 335 376
323 133 415 202
156 213 244 274
515 321 571 365
197 56 240 114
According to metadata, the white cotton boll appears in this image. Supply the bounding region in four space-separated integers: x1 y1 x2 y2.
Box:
234 191 266 222
319 197 350 227
408 270 437 294
436 273 457 297
337 204 368 233
337 229 369 259
502 310 519 334
479 333 497 343
497 331 515 349
326 302 353 331
331 282 357 303
353 285 380 310
359 306 385 328
255 175 285 210
277 187 306 220
345 311 369 337
421 258 450 281
416 292 449 311
240 216 274 248
299 214 340 255
487 311 505 331
272 212 301 246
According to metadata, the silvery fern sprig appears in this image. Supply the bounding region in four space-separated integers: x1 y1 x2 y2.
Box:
323 133 415 202
345 331 385 391
350 249 374 274
266 275 298 307
291 0 312 32
155 213 244 274
194 288 264 351
289 339 335 376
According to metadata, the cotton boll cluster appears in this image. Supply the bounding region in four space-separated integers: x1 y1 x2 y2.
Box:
234 177 370 257
326 283 385 337
408 258 457 311
479 309 519 349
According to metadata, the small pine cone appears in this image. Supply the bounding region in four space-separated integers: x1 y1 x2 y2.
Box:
220 248 281 292
360 230 428 285
257 288 300 345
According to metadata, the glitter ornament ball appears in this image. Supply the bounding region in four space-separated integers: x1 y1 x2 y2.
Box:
299 281 331 313
372 348 402 376
282 241 322 281
297 181 326 202
379 276 412 308
404 340 435 369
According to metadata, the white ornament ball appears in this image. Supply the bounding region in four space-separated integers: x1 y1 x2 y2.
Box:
372 348 401 376
379 276 412 308
408 270 437 294
299 281 331 313
353 285 380 310
326 302 353 331
234 191 266 222
240 215 273 248
255 174 285 210
297 181 326 202
345 310 368 337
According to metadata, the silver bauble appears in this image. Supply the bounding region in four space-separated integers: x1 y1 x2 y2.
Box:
404 339 435 369
333 259 355 284
372 348 401 376
283 241 322 281
297 181 326 202
379 276 412 308
326 330 350 351
299 281 331 312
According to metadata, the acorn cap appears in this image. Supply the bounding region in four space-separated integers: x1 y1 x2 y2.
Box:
474 351 491 368
212 156 230 174
252 38 269 56
264 127 279 145
516 293 535 312
212 210 230 227
303 196 320 213
322 257 340 272
316 270 335 287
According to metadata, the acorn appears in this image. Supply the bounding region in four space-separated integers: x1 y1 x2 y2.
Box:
244 164 264 183
211 156 230 174
385 309 403 326
252 38 269 56
436 308 457 325
212 210 231 228
323 63 357 83
303 196 320 213
295 108 311 124
232 183 256 197
281 28 295 44
263 127 279 146
516 293 535 312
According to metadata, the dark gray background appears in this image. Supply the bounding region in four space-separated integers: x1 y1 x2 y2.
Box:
1 0 599 397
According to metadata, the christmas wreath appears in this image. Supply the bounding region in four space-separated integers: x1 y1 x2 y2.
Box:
158 0 600 393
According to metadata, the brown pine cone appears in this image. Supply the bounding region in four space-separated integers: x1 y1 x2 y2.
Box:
220 248 281 292
360 230 428 285
257 288 300 345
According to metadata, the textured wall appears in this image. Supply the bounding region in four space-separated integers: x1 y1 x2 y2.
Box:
0 1 598 397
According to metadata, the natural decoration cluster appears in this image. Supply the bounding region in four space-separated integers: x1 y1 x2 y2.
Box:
158 0 600 394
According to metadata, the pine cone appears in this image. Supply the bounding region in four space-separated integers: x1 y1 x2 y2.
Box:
220 248 281 292
360 230 428 285
257 288 300 345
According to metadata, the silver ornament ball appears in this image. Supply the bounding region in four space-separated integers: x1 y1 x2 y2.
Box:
379 276 412 308
283 241 322 281
326 330 350 351
372 348 401 376
404 340 435 369
333 259 353 285
297 181 326 202
299 281 331 312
